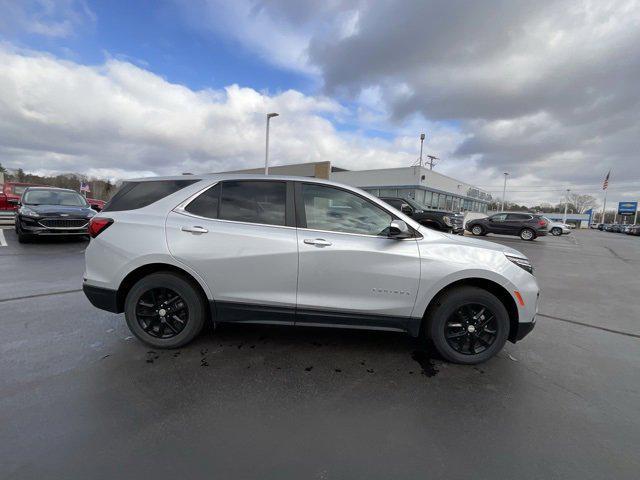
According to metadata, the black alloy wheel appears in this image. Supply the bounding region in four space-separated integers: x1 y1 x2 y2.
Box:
425 286 509 364
124 272 207 348
135 287 189 339
444 303 498 355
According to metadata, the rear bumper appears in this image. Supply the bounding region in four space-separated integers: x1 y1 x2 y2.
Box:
83 283 120 313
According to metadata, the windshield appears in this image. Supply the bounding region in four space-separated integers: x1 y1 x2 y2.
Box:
400 197 427 210
23 190 88 207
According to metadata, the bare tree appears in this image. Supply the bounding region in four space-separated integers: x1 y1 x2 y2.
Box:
567 193 597 213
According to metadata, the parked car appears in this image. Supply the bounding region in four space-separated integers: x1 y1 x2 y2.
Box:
14 186 96 242
626 225 640 236
379 196 464 234
543 217 571 236
466 212 548 241
86 198 106 211
0 182 39 211
83 175 538 365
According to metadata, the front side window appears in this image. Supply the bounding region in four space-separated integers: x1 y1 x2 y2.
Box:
219 181 286 226
302 184 392 236
491 213 507 222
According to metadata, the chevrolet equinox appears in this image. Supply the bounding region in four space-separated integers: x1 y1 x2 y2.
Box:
83 175 538 364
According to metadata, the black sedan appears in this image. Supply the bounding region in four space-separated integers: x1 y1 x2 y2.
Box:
14 187 95 243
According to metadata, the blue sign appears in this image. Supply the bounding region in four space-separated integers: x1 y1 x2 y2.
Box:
618 201 638 215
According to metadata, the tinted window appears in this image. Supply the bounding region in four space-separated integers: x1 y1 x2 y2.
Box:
185 183 220 218
302 184 392 236
506 213 532 221
382 198 402 209
103 180 197 212
219 181 286 226
23 189 87 206
491 214 507 221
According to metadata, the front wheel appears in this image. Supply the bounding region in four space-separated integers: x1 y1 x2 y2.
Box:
550 227 562 236
470 225 484 236
124 272 207 349
425 286 509 364
520 228 536 241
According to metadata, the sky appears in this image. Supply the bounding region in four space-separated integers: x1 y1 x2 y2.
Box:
0 0 639 207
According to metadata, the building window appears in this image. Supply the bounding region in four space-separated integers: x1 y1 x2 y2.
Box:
438 195 447 210
424 191 433 208
363 188 379 197
397 188 415 200
379 188 397 197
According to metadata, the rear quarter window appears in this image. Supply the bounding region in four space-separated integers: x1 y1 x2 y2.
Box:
103 180 197 212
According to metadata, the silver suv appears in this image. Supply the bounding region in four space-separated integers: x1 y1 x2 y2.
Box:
83 175 538 364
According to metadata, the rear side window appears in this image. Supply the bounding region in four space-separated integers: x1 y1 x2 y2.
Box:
219 181 286 226
185 183 220 218
506 213 532 220
103 180 197 212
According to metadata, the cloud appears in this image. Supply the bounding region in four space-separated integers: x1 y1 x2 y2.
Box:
0 0 95 38
191 0 640 202
0 45 468 182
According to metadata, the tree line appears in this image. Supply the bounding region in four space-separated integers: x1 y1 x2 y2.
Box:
0 164 115 201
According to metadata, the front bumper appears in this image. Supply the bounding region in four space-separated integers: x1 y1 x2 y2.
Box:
18 216 89 235
514 320 535 341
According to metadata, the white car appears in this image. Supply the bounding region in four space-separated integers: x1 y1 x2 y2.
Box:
544 218 572 236
83 175 538 364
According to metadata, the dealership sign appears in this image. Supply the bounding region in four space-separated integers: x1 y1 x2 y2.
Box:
617 201 638 215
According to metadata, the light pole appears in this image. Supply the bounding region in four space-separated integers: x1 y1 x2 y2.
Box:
264 112 279 175
419 133 425 167
501 172 509 212
563 189 570 223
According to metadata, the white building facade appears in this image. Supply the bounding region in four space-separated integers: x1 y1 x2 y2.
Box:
331 166 491 213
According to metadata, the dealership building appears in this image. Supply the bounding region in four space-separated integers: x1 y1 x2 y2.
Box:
221 161 492 213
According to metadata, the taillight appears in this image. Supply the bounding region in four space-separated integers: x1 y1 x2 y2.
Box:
539 219 546 226
89 217 113 238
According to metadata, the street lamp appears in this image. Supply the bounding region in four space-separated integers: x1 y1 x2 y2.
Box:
419 133 425 167
563 189 570 223
264 112 279 175
501 172 509 212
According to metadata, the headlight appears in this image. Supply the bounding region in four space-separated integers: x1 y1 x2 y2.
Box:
86 210 96 218
505 254 534 274
19 207 40 218
442 216 452 227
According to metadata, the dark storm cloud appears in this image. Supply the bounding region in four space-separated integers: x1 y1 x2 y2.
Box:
298 0 640 189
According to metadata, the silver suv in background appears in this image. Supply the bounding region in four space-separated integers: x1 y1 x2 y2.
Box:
83 175 538 364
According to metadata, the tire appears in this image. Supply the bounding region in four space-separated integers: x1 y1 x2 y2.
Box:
550 227 562 236
520 228 535 241
470 225 484 236
124 272 207 349
424 286 510 365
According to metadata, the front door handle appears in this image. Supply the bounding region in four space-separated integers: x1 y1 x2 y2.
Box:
304 238 332 247
181 226 208 234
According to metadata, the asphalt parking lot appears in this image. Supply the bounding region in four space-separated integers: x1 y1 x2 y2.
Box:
1 228 639 479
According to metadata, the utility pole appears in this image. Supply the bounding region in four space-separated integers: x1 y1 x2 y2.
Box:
563 189 570 223
264 112 279 174
500 172 509 212
418 133 425 167
426 155 438 170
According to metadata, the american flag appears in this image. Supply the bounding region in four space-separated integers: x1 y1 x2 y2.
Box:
602 170 610 190
80 181 91 193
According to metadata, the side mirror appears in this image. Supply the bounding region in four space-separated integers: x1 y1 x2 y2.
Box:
401 205 413 215
389 219 411 238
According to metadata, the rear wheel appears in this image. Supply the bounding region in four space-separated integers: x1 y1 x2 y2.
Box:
470 225 484 236
124 272 207 348
520 228 535 241
424 286 509 364
550 227 562 236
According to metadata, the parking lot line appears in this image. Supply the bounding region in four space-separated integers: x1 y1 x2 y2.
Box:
0 229 7 247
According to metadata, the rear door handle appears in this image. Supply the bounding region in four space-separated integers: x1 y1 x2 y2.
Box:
181 226 208 234
304 238 332 247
